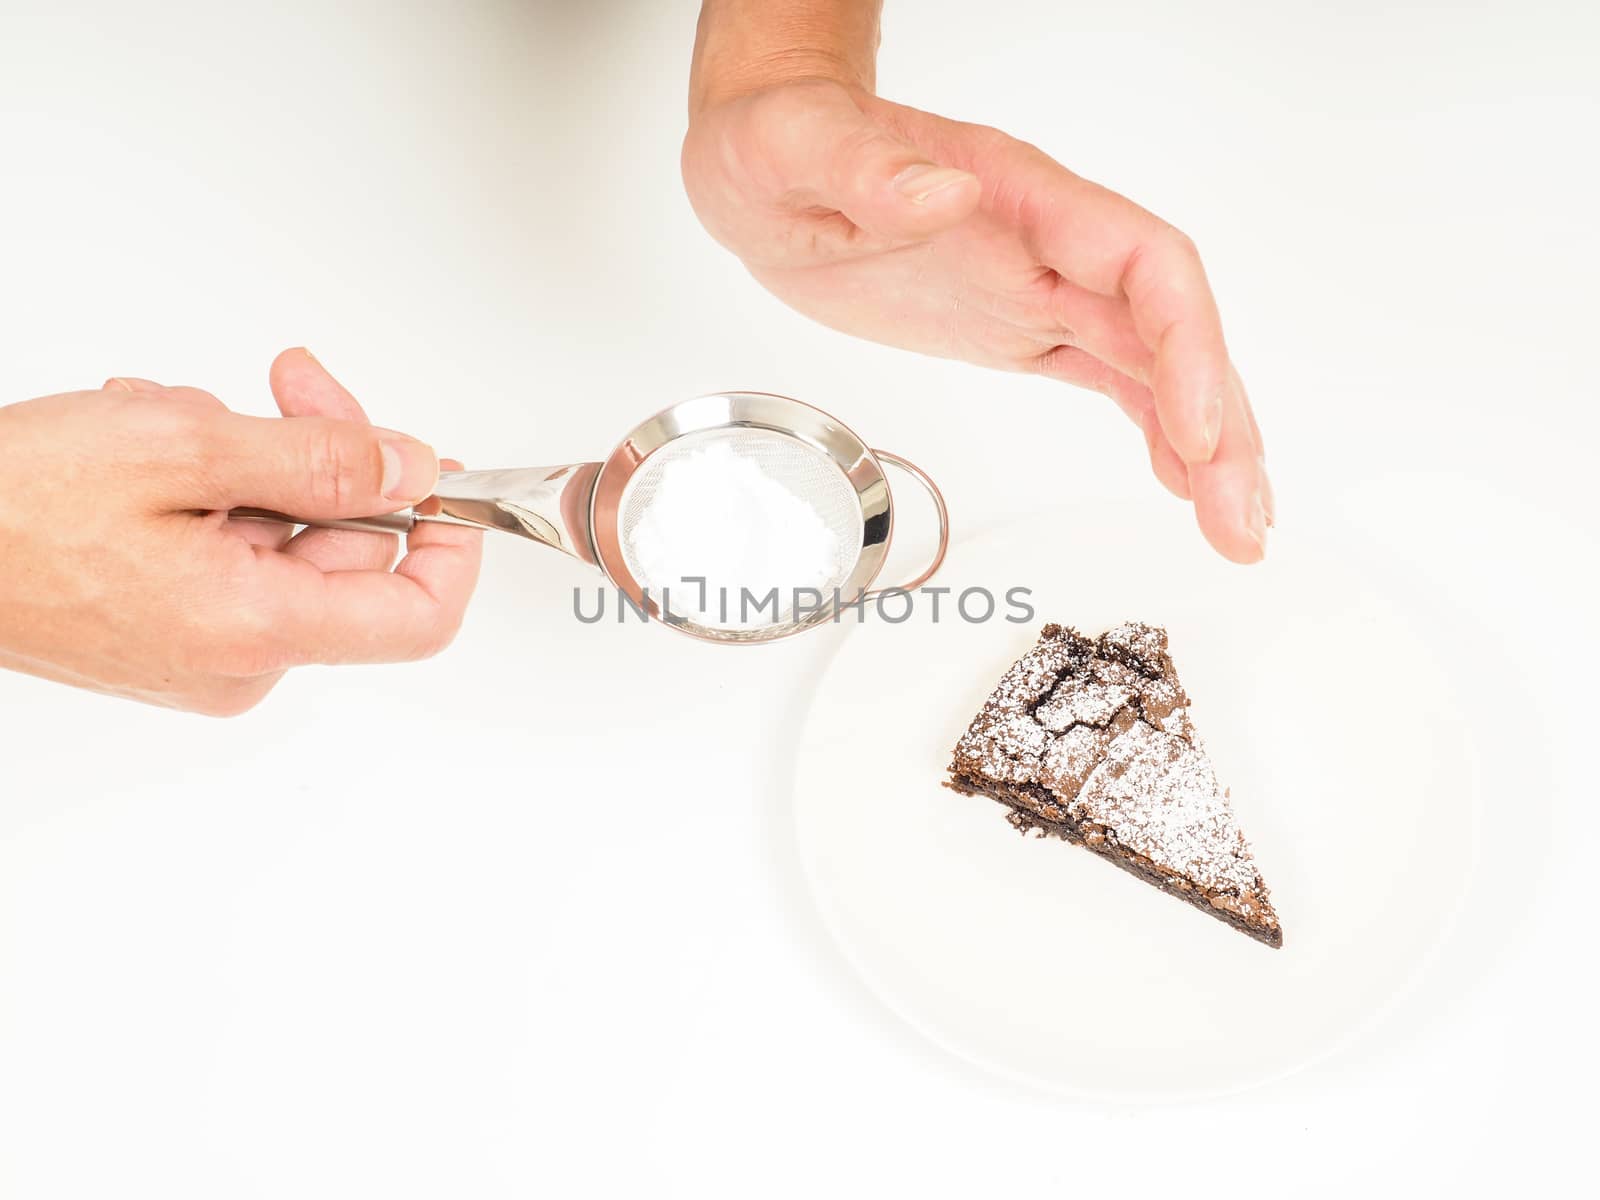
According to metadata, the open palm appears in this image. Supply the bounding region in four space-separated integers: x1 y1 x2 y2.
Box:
682 80 1270 563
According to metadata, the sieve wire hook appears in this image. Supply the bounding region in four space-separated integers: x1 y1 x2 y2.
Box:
863 449 950 598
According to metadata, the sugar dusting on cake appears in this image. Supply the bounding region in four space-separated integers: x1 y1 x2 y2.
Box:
1066 718 1261 894
950 622 1277 932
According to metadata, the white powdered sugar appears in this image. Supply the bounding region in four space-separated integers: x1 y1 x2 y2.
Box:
1035 677 1133 731
1060 716 1261 894
620 436 853 630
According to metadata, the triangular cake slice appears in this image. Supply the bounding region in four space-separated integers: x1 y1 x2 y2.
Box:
947 622 1282 947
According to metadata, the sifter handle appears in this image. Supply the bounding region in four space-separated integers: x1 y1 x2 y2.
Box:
865 449 950 596
229 507 418 535
226 463 600 562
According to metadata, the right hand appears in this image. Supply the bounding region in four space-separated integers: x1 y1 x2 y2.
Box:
0 349 484 716
682 75 1273 562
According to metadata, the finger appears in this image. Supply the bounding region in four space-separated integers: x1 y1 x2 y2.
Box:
1231 363 1266 460
282 456 464 575
390 512 483 650
268 347 369 423
1187 374 1269 563
1011 160 1230 465
744 84 981 252
1033 345 1190 500
170 504 294 551
267 347 402 570
225 515 297 550
1141 412 1195 502
179 504 293 551
1125 234 1230 467
1046 279 1154 384
243 514 483 668
179 411 439 518
1034 344 1142 419
1229 364 1271 524
282 525 399 572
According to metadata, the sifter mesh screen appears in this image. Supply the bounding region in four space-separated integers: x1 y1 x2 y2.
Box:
617 427 865 630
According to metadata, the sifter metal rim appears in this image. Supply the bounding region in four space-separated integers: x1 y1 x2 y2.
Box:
589 392 893 644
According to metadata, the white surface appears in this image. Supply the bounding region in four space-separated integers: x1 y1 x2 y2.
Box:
1 1 1596 1197
796 510 1481 1099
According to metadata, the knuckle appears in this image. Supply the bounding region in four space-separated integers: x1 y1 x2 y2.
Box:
174 610 271 678
834 120 891 166
745 80 869 175
410 629 451 663
128 395 210 453
170 386 227 412
964 123 1041 182
744 76 840 127
1161 225 1202 265
730 85 809 159
971 122 1022 159
214 614 283 677
303 426 362 512
230 587 302 675
1032 342 1082 373
175 558 289 678
192 683 267 719
412 612 465 662
1030 345 1062 376
738 82 792 128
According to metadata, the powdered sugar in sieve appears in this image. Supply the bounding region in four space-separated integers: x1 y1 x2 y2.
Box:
618 428 865 630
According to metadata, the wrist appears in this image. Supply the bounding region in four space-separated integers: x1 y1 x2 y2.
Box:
689 0 881 115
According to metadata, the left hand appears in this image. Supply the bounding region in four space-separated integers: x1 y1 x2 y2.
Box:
681 78 1272 563
0 349 482 715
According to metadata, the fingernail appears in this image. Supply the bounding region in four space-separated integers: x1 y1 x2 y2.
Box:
1202 391 1224 457
1259 461 1276 528
1246 491 1269 559
299 347 320 365
105 377 133 392
380 438 439 502
892 164 977 203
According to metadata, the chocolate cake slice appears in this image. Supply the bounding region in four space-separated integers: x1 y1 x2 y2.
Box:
948 622 1282 947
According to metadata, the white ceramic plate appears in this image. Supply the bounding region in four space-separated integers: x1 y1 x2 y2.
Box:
792 506 1481 1099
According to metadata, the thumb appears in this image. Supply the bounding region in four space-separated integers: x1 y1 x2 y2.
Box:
767 89 980 243
190 412 439 518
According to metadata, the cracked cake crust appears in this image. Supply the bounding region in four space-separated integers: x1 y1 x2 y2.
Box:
947 622 1283 948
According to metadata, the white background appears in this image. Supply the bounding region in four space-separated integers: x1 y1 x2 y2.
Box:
2 1 1596 1196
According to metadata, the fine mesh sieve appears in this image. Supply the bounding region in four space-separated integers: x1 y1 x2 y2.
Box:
617 427 866 631
231 391 948 644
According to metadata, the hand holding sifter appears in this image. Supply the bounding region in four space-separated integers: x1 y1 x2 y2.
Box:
232 392 948 643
